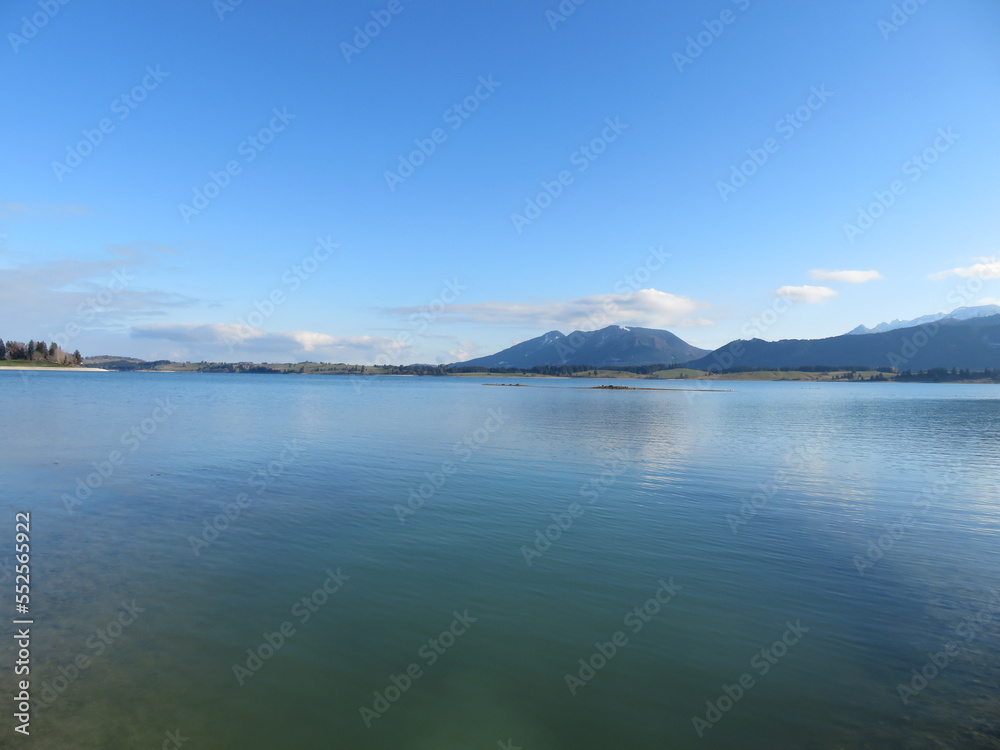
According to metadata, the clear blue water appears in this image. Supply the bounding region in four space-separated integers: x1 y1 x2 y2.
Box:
1 371 999 748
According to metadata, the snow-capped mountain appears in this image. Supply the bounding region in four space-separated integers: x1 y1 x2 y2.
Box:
846 305 1000 335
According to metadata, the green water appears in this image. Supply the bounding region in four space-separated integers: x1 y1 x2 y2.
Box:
1 372 999 748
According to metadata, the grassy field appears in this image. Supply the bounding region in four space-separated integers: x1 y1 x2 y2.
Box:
454 369 708 380
563 369 650 378
458 368 895 382
76 358 901 382
647 368 707 379
0 360 77 368
702 370 893 381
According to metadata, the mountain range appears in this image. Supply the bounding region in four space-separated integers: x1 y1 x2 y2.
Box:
845 304 1000 335
453 309 1000 371
453 326 709 368
686 314 1000 372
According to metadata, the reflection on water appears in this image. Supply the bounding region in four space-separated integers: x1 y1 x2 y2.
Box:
1 373 998 749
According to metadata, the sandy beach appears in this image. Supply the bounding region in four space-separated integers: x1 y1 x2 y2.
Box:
0 366 110 372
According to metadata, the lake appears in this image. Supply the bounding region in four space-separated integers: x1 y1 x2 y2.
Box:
1 371 998 748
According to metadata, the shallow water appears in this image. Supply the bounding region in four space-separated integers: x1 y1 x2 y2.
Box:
1 372 998 748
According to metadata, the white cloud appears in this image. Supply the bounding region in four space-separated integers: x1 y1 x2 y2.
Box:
0 248 195 337
384 288 714 330
130 323 406 363
928 258 1000 280
976 297 1000 306
132 323 246 345
446 340 480 364
808 269 883 283
774 285 837 303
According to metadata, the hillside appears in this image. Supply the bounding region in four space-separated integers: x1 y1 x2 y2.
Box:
454 325 710 368
686 315 1000 372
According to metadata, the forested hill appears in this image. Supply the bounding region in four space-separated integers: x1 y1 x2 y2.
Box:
0 338 82 365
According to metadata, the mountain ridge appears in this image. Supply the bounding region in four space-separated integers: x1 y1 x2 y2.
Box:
686 314 1000 372
455 314 1000 371
453 325 710 368
846 304 1000 335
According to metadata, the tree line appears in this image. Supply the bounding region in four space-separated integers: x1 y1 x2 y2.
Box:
895 367 1000 383
0 338 82 365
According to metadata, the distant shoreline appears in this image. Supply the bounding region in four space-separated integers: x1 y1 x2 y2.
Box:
0 366 110 372
36 358 994 384
43 365 999 384
484 382 732 392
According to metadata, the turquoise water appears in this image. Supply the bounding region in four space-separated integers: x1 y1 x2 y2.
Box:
1 371 999 748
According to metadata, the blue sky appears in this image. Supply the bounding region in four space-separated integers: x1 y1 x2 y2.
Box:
2 0 999 364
